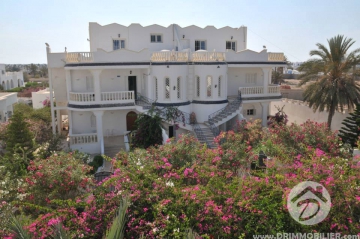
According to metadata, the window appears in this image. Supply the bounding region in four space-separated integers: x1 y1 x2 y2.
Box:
196 76 200 97
113 40 125 50
165 78 170 99
218 76 222 97
195 40 206 51
177 77 181 99
226 41 236 51
246 73 257 84
246 109 255 116
206 76 212 97
155 77 158 100
151 34 162 43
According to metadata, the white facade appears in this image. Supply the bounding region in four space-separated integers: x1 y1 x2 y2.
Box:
0 64 25 90
46 23 285 155
31 88 51 109
0 93 18 122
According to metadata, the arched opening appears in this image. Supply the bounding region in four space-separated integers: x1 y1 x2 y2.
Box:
10 80 14 89
126 111 138 131
164 77 170 100
206 76 212 97
18 79 20 87
6 81 10 90
2 81 5 90
177 77 181 99
195 76 200 98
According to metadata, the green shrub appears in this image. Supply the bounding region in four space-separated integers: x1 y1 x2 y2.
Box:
89 155 104 174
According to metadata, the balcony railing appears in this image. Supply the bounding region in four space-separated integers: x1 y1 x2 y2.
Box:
66 52 94 63
268 53 284 61
192 52 225 62
101 91 134 102
239 85 281 96
70 133 98 145
69 92 95 102
239 86 264 95
151 51 189 62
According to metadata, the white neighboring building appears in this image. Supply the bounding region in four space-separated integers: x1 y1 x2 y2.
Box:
46 23 286 155
32 88 51 109
0 64 25 90
0 93 18 122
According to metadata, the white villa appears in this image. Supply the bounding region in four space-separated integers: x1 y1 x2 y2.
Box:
0 64 25 90
46 23 286 155
0 93 18 122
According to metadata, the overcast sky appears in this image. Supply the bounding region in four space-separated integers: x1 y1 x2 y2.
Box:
1 0 360 64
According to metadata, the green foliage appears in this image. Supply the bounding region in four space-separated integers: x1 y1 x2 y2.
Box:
6 87 23 92
131 111 163 149
338 103 360 147
14 103 51 123
5 111 34 160
271 70 284 84
89 155 104 174
7 215 32 239
298 35 360 128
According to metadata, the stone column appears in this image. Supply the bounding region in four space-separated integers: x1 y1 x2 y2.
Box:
65 70 71 99
260 102 270 127
56 109 61 133
93 110 104 154
91 70 102 103
262 67 271 95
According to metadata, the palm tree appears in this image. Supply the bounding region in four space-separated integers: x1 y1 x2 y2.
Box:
298 35 360 129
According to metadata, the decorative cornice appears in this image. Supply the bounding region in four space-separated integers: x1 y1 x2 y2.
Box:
68 103 135 109
154 101 191 107
192 99 228 104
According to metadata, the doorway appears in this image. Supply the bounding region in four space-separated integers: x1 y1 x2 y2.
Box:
126 111 138 131
128 76 137 100
169 126 174 138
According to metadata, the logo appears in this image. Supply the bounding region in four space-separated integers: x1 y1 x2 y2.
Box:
287 181 331 225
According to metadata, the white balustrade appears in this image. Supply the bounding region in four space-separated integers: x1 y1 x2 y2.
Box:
101 91 134 102
268 85 280 94
239 86 264 95
268 53 284 61
69 92 95 102
66 52 94 63
151 52 189 62
192 52 225 62
70 133 98 145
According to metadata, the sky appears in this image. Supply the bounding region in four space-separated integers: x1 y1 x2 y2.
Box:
1 0 360 64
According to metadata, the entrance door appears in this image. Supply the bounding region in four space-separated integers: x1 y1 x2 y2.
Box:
128 76 137 100
126 111 138 131
169 126 174 138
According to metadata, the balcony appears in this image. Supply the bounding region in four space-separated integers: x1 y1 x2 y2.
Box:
268 53 284 61
151 51 188 62
70 133 98 145
192 51 225 62
239 85 281 99
66 52 94 63
68 91 135 105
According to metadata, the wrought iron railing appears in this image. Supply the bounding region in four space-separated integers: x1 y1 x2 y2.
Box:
208 92 242 137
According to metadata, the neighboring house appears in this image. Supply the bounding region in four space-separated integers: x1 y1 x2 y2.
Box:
32 88 51 109
46 23 286 155
0 64 25 90
0 93 18 122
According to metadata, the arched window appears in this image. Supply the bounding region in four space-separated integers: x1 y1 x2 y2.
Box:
90 114 96 128
177 77 181 99
165 77 170 99
218 76 222 97
154 77 158 100
196 76 200 97
206 76 212 97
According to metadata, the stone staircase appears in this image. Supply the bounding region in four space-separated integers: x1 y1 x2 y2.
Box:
195 124 217 149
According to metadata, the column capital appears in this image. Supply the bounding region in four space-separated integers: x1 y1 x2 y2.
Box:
93 110 104 117
90 69 103 78
261 67 272 74
260 102 270 107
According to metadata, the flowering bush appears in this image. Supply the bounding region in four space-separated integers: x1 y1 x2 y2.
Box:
3 121 360 238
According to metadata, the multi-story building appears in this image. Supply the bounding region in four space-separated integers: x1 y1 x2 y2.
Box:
46 23 285 155
0 92 17 122
0 64 25 90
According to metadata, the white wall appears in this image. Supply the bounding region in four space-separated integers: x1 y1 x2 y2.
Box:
71 111 95 134
52 68 67 104
0 64 24 90
70 70 93 92
89 23 247 53
32 89 50 109
0 93 17 122
242 102 263 121
102 110 136 136
270 99 349 131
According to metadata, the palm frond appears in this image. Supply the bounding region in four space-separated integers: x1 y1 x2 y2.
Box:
106 196 131 239
8 215 32 239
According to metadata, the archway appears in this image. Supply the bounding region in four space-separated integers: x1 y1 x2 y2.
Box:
18 79 20 87
6 81 10 90
2 81 5 90
10 79 14 89
126 111 138 131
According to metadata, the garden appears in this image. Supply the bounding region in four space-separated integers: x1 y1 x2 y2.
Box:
0 116 359 238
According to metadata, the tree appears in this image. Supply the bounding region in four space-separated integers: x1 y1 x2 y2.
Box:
28 64 38 77
271 70 285 84
298 35 360 129
338 103 360 147
39 65 48 78
5 111 34 159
